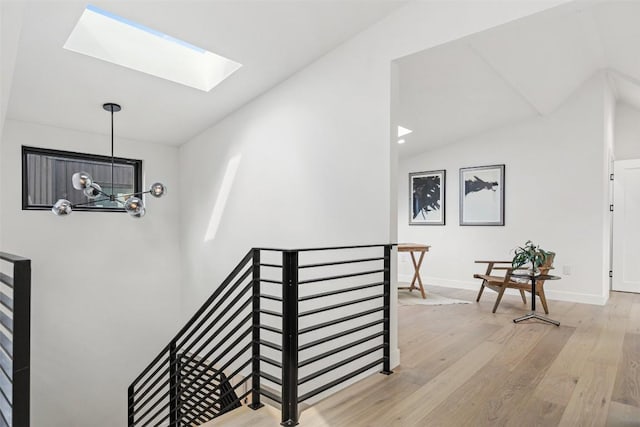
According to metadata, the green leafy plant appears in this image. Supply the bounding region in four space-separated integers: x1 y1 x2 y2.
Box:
512 240 551 271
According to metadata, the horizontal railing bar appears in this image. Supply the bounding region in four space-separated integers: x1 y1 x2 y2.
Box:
299 307 385 335
176 269 252 352
298 269 386 285
0 274 12 289
298 358 385 403
135 385 173 427
259 355 282 368
259 340 282 352
260 371 281 386
259 309 282 317
178 293 253 367
260 294 282 302
0 293 12 312
299 294 385 317
259 279 283 285
0 311 13 334
129 353 169 403
299 257 385 269
259 263 282 268
299 281 384 301
255 244 394 252
141 398 173 427
260 388 281 404
298 344 385 385
259 324 282 334
298 331 384 368
130 249 253 388
299 319 384 351
0 252 29 263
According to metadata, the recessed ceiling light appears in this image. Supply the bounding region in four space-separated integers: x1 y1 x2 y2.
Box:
63 5 242 92
398 126 413 137
398 139 406 144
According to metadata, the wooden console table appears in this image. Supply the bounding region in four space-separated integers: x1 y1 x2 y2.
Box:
398 243 430 299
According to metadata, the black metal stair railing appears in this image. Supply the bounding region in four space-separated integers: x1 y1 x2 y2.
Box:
128 250 257 426
259 245 392 426
128 244 393 427
0 252 31 427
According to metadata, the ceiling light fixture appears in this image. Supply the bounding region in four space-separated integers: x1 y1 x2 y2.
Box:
52 103 166 218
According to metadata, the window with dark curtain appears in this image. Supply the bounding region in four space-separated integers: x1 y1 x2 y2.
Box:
22 146 142 211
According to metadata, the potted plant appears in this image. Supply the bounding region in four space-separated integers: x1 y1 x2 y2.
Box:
512 240 552 275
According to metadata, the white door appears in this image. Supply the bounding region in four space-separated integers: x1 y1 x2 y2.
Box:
613 159 640 292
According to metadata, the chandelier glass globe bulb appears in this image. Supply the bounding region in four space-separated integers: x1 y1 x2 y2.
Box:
52 199 72 216
133 207 146 218
124 196 145 217
83 183 102 199
150 182 166 198
72 172 93 190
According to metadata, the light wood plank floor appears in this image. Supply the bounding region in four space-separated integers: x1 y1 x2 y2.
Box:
212 286 640 426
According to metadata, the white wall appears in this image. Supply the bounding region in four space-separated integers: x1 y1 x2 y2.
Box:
614 102 640 160
0 120 181 427
0 1 25 244
179 0 566 403
398 74 610 305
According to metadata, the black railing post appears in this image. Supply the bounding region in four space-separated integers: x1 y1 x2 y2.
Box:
249 248 264 410
382 245 393 375
169 342 179 426
127 385 135 426
281 251 299 426
13 258 31 427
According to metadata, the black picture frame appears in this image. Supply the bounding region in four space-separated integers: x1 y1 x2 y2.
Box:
409 169 446 225
459 164 505 226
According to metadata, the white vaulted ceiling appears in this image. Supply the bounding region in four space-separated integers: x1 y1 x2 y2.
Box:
396 1 640 157
4 1 406 145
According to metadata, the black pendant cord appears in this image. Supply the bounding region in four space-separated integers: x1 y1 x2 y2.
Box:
110 105 115 196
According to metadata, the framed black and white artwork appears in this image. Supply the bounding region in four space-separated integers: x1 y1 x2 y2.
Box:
409 170 445 225
459 164 505 226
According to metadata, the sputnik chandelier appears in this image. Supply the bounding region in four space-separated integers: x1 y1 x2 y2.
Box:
52 103 165 218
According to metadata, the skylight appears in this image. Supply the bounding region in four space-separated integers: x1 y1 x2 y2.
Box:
398 126 413 137
64 5 242 92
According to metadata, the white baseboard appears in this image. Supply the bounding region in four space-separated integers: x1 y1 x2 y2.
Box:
398 274 608 306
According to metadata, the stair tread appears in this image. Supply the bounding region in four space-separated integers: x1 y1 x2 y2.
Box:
201 404 281 426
